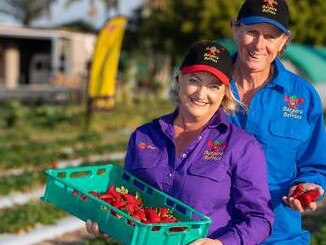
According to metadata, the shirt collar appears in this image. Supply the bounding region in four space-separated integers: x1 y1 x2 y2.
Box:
267 58 291 92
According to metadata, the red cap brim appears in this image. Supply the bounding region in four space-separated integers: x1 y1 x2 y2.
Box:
181 65 229 85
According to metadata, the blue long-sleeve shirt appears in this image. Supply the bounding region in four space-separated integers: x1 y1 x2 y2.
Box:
228 58 326 244
124 109 274 245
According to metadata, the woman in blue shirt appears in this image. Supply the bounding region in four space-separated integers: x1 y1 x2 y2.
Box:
87 40 274 245
229 0 326 244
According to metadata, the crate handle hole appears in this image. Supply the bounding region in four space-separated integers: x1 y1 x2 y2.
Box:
133 179 145 191
146 188 153 195
57 172 66 179
101 205 109 212
152 226 161 231
165 199 175 208
168 227 187 232
96 168 107 175
110 210 123 219
175 204 187 215
122 172 130 182
70 170 92 178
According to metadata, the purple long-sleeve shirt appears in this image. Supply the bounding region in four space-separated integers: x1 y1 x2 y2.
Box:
124 109 274 245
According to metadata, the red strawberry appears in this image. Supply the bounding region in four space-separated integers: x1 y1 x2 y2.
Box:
161 216 179 223
290 184 305 199
145 208 161 223
123 193 138 204
127 220 135 226
125 203 138 214
80 194 88 200
99 193 113 199
107 185 115 194
158 207 169 218
296 193 312 208
305 189 320 202
112 199 125 209
89 191 99 197
133 209 147 222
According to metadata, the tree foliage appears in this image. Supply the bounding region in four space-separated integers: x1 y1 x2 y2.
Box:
0 0 56 26
288 0 326 46
136 0 243 61
132 0 326 62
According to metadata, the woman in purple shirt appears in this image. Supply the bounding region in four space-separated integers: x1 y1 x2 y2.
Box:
87 41 274 245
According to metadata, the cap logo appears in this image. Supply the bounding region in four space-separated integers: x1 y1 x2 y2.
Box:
262 0 278 15
204 46 221 63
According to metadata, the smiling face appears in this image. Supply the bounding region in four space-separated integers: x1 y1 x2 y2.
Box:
233 22 288 73
177 72 226 121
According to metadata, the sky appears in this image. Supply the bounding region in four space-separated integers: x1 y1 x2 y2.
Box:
0 0 142 28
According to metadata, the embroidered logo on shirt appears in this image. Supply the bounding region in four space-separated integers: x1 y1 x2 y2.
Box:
282 95 304 119
203 140 227 161
137 141 156 150
262 0 278 15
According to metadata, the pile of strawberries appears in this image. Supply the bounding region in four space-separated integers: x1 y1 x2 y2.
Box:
85 185 183 228
289 184 321 208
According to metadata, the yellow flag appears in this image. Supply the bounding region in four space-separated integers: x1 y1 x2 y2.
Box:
88 16 127 110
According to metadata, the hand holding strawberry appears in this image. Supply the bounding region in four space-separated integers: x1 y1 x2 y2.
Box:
282 183 324 212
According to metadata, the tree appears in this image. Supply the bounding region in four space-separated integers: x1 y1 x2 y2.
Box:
288 0 326 45
136 0 243 61
135 0 326 59
0 0 56 26
65 0 119 19
58 19 97 33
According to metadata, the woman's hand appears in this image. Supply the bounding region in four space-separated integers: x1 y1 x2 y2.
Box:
188 238 223 245
85 219 108 238
282 183 324 212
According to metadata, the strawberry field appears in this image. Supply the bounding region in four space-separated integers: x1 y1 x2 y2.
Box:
0 99 325 244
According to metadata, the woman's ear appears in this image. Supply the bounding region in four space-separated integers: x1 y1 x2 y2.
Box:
176 74 180 83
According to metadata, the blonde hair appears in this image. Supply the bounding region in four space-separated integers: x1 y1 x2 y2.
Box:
169 69 238 114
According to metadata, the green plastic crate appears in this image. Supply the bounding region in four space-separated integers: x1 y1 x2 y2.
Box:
41 164 211 245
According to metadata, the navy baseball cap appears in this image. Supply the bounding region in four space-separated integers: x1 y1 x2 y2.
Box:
237 0 290 35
